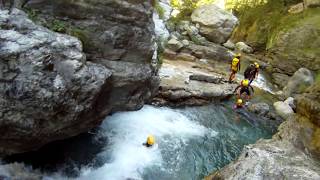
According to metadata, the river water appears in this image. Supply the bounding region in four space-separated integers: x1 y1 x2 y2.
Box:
5 102 277 180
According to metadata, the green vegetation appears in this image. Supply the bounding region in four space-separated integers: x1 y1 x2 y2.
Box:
154 0 166 19
49 20 67 33
24 7 40 22
170 0 215 20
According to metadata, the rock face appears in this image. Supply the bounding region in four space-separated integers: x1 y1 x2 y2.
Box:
268 9 320 76
0 0 158 155
191 4 238 44
283 68 314 98
207 116 320 180
296 83 320 126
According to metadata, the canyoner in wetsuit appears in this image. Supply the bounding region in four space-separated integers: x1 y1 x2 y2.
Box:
234 79 254 100
244 62 259 85
228 54 241 83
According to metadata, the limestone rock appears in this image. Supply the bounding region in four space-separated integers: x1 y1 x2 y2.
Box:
167 38 184 52
223 40 235 50
288 3 305 14
207 116 320 180
0 1 159 155
283 68 314 98
189 74 223 84
183 42 232 62
284 97 296 110
191 4 238 44
272 73 290 89
176 53 196 62
296 83 320 126
304 0 320 8
274 101 295 119
235 42 254 53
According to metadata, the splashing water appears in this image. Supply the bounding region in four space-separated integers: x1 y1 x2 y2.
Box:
77 106 213 180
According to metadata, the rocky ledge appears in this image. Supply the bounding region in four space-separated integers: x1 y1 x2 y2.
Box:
0 1 158 155
152 59 237 107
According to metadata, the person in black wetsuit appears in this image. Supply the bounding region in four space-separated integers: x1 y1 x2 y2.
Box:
234 79 254 101
244 62 260 85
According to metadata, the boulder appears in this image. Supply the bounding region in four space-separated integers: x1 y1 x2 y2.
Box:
0 1 159 155
274 101 295 119
191 4 238 44
284 97 296 110
183 42 232 62
167 38 184 52
283 68 314 98
304 0 320 8
288 3 305 14
163 49 177 59
223 40 235 50
235 42 254 53
272 73 290 89
248 103 270 116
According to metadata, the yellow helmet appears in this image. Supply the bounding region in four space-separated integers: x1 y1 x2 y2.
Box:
147 135 155 146
236 99 243 105
241 79 249 87
254 62 260 68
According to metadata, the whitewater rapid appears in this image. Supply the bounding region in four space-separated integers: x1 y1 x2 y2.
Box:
72 106 215 180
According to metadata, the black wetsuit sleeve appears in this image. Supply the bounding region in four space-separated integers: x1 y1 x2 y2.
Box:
249 85 255 93
234 85 241 93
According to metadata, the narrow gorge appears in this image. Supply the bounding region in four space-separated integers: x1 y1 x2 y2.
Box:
0 0 319 179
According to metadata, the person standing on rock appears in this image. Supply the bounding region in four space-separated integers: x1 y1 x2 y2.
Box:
244 62 260 85
229 53 241 83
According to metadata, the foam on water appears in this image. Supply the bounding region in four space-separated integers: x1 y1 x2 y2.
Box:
76 105 214 180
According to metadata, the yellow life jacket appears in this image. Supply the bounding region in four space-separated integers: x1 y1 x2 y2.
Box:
231 58 240 71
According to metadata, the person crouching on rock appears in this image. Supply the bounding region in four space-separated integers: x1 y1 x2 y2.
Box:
234 79 254 101
244 62 260 85
143 135 155 148
229 53 241 83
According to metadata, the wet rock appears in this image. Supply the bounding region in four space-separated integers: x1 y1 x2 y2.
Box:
191 4 238 44
167 38 184 52
235 42 254 54
283 68 314 98
247 103 270 116
274 101 295 119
